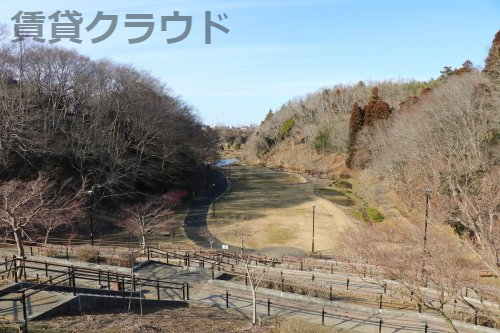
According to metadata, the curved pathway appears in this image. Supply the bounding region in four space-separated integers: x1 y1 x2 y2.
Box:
184 169 230 250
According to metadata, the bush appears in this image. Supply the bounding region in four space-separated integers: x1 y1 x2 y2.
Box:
366 207 385 223
313 128 331 152
74 245 99 263
279 118 295 139
106 256 134 267
44 246 60 258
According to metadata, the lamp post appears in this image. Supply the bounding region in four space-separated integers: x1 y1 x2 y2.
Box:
86 189 95 246
86 185 100 246
211 183 216 217
312 205 316 253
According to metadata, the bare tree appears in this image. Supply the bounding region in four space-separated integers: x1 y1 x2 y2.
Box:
0 174 85 275
234 225 275 325
119 197 176 250
202 224 221 249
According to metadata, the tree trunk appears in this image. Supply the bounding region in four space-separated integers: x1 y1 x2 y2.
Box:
252 288 257 325
44 229 51 244
142 234 146 250
13 228 25 279
13 228 25 257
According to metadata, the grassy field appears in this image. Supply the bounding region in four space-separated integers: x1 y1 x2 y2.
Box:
207 165 358 255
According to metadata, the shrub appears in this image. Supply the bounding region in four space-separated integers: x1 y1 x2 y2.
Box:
74 245 99 263
313 129 331 152
279 118 295 139
366 207 385 223
106 256 134 267
44 246 60 258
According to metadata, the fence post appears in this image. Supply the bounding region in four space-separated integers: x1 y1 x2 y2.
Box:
379 319 383 333
122 277 125 297
72 270 76 296
156 281 160 300
383 281 387 294
329 286 333 301
107 271 110 290
424 323 428 333
245 272 248 286
280 271 284 292
66 248 69 261
267 298 271 316
22 291 28 333
186 282 189 300
30 246 33 256
379 294 383 310
23 257 27 280
98 270 101 286
321 308 325 326
226 290 229 308
475 310 478 325
4 257 6 271
346 278 349 290
166 252 169 265
13 258 18 283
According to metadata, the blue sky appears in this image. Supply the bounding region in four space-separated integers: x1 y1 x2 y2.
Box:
1 0 499 126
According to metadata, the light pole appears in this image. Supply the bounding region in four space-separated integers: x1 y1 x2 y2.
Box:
312 205 316 253
212 183 216 217
422 188 432 286
86 185 101 246
86 189 95 246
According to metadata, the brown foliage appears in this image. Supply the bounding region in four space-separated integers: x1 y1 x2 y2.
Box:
483 30 500 79
74 245 100 263
346 88 392 168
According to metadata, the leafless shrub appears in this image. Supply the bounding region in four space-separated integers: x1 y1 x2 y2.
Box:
74 245 99 263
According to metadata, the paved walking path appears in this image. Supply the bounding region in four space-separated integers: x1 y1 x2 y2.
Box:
0 245 495 333
184 169 230 249
138 261 496 333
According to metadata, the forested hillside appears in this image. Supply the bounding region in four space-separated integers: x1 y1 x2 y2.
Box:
0 26 217 202
0 24 219 250
248 31 500 274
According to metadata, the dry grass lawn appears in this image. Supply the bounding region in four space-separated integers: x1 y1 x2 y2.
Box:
208 166 357 254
